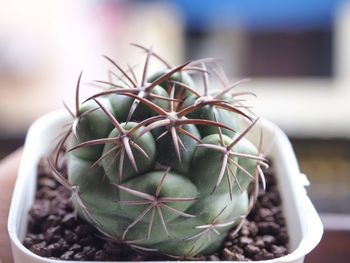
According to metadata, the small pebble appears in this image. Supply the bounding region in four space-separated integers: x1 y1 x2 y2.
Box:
255 239 265 248
62 213 76 228
38 178 57 188
254 248 275 260
73 252 87 260
47 242 63 256
207 254 220 261
30 241 49 257
69 244 82 252
262 235 276 245
94 249 107 261
64 229 79 244
223 248 246 261
75 225 93 237
258 221 280 235
239 236 253 246
60 250 75 260
244 244 260 256
83 246 97 260
271 244 287 257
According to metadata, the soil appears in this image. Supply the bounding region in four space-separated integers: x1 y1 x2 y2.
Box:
23 159 289 261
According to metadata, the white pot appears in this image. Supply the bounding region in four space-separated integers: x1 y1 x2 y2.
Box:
8 110 323 263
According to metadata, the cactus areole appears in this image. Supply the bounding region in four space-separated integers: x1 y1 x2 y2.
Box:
50 44 268 258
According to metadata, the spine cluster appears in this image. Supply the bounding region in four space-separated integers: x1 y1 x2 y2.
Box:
50 44 267 258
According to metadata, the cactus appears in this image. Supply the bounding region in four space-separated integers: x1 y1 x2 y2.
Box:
49 44 268 258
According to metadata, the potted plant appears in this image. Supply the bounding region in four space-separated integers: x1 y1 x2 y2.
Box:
8 45 323 262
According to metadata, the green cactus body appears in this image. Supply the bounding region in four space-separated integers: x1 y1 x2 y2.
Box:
108 83 169 122
54 48 265 258
147 70 195 98
183 94 239 138
234 137 259 192
101 122 157 183
120 171 198 226
190 134 258 195
67 154 120 215
156 191 248 256
107 81 134 122
154 123 200 174
130 84 170 121
190 134 238 195
68 99 113 161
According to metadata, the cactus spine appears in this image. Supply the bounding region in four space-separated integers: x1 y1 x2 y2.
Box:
50 44 267 258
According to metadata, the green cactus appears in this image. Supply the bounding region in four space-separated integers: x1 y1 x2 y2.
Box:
49 44 267 258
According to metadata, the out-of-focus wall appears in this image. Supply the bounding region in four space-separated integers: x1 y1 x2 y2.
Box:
2 0 350 139
0 0 65 136
175 0 350 138
0 0 184 136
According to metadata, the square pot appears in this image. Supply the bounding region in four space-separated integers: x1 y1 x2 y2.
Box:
8 110 323 262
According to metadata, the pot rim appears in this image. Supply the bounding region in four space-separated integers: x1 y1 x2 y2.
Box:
8 110 323 263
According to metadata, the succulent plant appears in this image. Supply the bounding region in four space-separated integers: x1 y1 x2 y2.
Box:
49 44 268 258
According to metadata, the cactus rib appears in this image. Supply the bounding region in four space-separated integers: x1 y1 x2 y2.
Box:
52 45 267 257
114 168 196 240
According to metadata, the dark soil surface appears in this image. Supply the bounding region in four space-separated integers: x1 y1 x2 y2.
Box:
23 159 289 261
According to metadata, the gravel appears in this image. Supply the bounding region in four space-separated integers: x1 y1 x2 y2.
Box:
23 159 289 261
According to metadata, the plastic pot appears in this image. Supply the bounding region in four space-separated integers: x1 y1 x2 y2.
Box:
8 110 323 263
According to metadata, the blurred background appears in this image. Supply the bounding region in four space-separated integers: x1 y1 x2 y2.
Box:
1 0 350 261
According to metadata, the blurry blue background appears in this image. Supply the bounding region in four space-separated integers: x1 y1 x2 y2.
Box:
171 0 343 31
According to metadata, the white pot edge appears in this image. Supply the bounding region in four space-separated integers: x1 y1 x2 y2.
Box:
8 110 323 263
